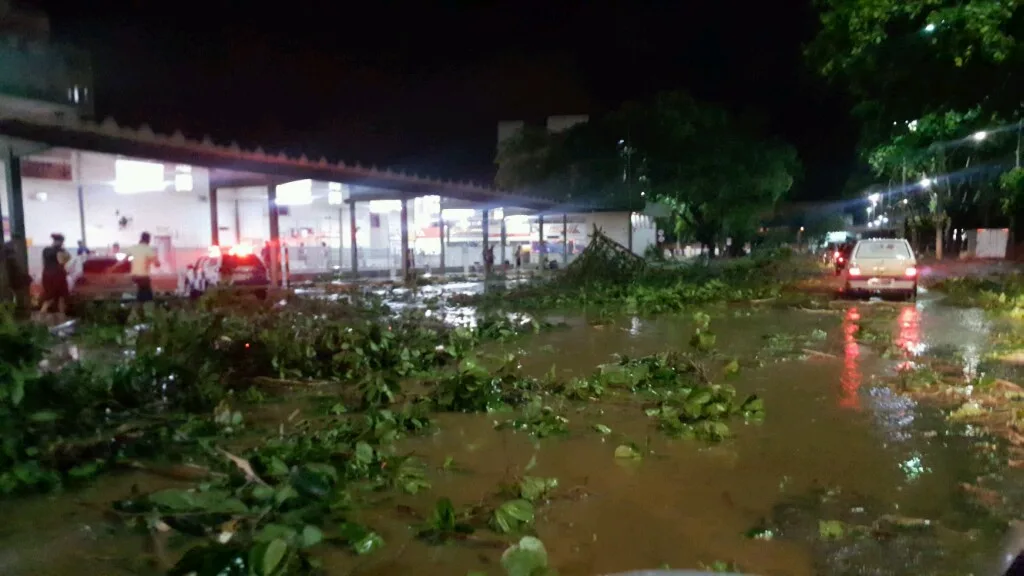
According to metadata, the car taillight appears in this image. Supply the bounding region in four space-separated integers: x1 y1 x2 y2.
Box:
838 257 844 262
833 251 840 258
848 267 861 276
905 266 917 277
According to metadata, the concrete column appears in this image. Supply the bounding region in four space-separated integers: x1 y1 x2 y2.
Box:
628 212 634 253
400 198 410 282
537 214 545 267
267 184 281 286
74 151 86 246
481 209 490 275
349 200 358 276
209 187 220 246
438 207 445 275
562 213 568 266
77 184 86 246
4 148 26 270
500 214 507 270
337 206 344 272
233 198 241 244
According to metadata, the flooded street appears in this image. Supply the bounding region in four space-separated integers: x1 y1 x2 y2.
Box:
0 289 1020 576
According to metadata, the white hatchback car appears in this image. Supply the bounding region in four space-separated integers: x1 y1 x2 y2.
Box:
843 238 918 300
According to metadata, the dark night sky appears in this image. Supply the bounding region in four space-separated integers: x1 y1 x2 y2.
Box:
34 0 857 199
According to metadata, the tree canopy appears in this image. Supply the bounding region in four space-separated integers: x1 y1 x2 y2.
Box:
807 0 1024 256
494 91 801 249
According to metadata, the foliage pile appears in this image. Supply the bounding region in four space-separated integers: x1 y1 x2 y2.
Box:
0 289 774 574
931 275 1024 313
483 246 808 316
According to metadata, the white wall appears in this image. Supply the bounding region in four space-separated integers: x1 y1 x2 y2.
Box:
1 150 214 248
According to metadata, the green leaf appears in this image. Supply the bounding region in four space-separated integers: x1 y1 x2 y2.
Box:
493 499 535 533
28 410 60 423
592 423 612 434
519 476 558 501
262 539 288 575
255 524 298 543
819 519 845 540
614 444 642 459
355 441 375 465
300 525 323 548
501 536 549 576
352 531 385 555
148 489 196 511
723 358 740 375
251 484 275 501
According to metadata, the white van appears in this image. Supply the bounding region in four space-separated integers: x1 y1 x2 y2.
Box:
843 238 917 300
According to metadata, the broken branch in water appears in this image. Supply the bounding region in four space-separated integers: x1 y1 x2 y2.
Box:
217 448 268 485
802 348 838 360
251 376 329 388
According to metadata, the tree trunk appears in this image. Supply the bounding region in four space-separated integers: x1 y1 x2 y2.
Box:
935 225 943 260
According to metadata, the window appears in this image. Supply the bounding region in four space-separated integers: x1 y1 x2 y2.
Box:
855 241 912 259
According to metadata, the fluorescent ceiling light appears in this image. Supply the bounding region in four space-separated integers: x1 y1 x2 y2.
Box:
276 179 313 206
115 159 166 194
175 173 193 192
369 200 403 213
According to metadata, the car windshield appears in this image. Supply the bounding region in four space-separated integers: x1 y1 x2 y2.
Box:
855 241 912 259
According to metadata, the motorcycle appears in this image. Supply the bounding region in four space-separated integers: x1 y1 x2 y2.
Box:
833 245 853 276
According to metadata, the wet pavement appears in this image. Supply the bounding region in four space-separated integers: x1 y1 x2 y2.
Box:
2 288 1023 576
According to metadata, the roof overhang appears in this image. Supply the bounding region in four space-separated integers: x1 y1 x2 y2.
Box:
0 116 556 209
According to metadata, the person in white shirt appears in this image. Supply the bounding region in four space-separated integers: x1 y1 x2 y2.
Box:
123 232 160 302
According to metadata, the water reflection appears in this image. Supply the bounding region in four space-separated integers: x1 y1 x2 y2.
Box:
841 306 863 410
896 305 924 356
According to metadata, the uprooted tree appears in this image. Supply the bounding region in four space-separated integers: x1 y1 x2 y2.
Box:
561 225 646 286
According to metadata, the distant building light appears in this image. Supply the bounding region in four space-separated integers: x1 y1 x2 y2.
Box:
176 164 192 173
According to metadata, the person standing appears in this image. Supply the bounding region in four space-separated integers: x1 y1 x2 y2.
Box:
76 240 90 256
124 232 160 303
39 233 70 319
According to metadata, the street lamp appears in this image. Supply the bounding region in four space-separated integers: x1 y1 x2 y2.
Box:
972 131 987 142
919 177 933 188
923 23 936 33
868 192 881 204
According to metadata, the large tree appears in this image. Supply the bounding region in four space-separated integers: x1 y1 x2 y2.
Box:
494 91 801 253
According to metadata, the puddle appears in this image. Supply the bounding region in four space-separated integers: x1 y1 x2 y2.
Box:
2 297 1019 575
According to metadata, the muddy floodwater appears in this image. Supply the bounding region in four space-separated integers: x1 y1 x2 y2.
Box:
1 293 1020 576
